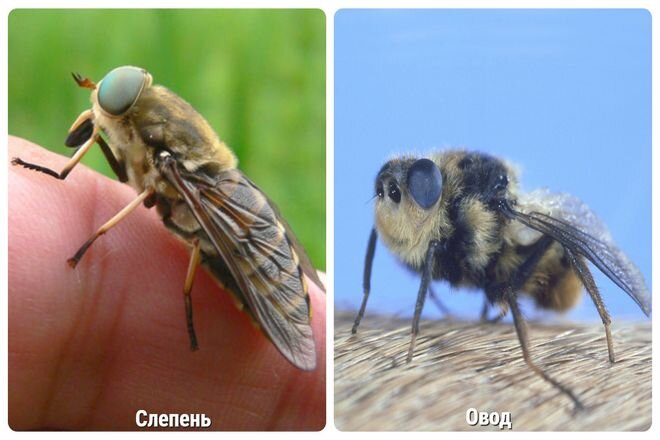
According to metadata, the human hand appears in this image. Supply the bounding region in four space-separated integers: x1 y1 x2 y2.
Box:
8 136 326 430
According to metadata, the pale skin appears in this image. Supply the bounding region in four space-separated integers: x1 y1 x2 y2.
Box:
8 136 326 430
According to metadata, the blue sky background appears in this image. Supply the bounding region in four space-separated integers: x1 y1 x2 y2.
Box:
334 9 651 323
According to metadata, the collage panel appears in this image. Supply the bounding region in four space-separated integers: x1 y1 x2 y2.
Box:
4 3 656 436
334 9 651 431
8 8 325 431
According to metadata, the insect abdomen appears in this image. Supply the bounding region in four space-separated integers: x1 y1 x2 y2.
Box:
495 238 582 311
522 243 582 311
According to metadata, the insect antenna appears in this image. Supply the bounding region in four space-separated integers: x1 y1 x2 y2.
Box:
72 72 97 89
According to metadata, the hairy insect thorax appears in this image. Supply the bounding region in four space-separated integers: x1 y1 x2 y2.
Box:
92 85 237 197
430 152 516 287
91 85 239 249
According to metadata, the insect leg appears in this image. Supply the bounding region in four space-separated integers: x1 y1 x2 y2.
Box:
96 137 128 183
428 285 453 317
352 227 378 334
493 234 583 409
485 234 554 308
183 239 201 351
506 289 583 410
12 123 99 180
510 235 555 289
67 188 155 267
482 301 508 323
479 300 489 321
65 110 128 183
565 248 615 363
65 110 95 147
407 239 441 363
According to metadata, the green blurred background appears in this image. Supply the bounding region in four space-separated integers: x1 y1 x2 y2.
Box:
8 9 326 269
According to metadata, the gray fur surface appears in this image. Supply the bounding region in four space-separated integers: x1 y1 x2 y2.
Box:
335 311 651 431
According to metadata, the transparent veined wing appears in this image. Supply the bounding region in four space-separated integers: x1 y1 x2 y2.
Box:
160 158 317 370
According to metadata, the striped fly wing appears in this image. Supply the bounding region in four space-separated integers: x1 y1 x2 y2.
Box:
161 161 317 370
243 177 326 293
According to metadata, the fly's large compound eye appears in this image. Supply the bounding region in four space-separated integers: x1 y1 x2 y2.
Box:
407 158 442 209
97 66 148 116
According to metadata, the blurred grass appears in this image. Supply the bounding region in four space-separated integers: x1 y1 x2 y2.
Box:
8 9 326 269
